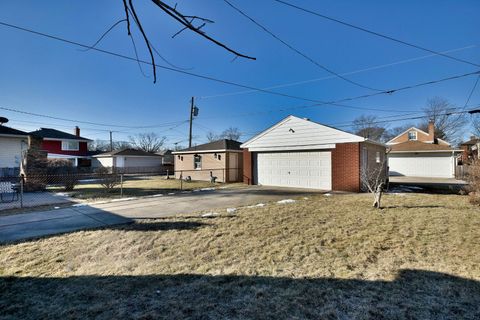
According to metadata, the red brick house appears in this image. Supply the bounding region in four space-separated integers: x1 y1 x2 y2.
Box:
29 127 92 167
460 136 479 164
241 116 386 192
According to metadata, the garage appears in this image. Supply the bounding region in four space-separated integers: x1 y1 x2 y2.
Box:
388 152 455 178
241 116 387 192
254 151 332 189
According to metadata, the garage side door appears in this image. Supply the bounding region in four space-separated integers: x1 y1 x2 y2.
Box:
255 151 332 190
388 153 454 178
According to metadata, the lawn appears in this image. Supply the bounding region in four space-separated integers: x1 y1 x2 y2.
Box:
1 193 479 318
51 176 239 201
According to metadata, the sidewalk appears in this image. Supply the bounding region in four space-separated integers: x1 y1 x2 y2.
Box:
0 206 131 243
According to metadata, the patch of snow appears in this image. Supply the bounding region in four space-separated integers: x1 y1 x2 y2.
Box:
201 212 219 218
151 194 164 197
193 189 200 192
181 191 192 194
71 203 87 207
54 192 69 197
226 208 237 214
200 187 215 191
277 199 296 204
110 197 137 202
247 203 266 208
54 206 60 209
324 193 332 197
167 193 175 195
303 197 309 200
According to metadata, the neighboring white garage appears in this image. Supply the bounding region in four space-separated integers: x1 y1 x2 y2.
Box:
255 151 332 189
388 152 456 178
92 148 164 173
387 141 461 178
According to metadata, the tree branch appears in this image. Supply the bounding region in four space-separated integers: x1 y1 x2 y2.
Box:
128 0 157 83
150 0 256 60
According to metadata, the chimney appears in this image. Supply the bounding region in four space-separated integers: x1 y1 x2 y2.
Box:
74 126 80 137
428 120 435 143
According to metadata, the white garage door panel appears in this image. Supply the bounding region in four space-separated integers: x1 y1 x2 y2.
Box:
255 151 331 190
388 153 453 178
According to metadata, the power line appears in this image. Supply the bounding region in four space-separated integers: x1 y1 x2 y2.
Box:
200 44 478 99
272 0 480 68
0 105 188 129
463 75 480 109
1 20 477 114
223 0 381 92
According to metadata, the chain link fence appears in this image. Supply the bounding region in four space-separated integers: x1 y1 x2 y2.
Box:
0 167 239 213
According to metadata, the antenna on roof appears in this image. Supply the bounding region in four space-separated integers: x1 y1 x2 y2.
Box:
0 117 8 126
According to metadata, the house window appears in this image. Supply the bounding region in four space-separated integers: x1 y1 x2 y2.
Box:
376 151 381 163
61 141 79 151
408 131 417 141
194 155 202 169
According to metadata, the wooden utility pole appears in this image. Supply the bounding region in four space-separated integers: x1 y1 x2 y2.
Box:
188 97 194 148
109 131 113 151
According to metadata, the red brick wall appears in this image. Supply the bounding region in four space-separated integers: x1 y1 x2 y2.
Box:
331 143 360 192
243 149 253 185
41 140 89 156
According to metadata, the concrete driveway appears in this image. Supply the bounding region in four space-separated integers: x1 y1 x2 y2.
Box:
0 186 321 243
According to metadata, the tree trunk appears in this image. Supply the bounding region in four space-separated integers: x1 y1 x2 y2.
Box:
372 183 384 209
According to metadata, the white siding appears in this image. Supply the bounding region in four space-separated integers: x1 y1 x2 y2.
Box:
388 153 455 178
255 151 332 190
242 116 364 151
93 157 114 168
0 136 27 168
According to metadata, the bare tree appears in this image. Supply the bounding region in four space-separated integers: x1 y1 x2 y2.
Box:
116 0 255 83
206 131 219 142
419 97 467 144
472 115 480 137
352 115 388 142
89 139 132 151
361 149 390 209
129 132 166 152
220 127 241 140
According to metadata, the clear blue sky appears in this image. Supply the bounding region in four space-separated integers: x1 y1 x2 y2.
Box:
0 0 479 147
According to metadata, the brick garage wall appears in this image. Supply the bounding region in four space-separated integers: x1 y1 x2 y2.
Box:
243 149 253 185
331 142 360 192
360 142 387 191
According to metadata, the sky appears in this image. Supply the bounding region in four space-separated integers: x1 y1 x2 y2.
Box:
0 0 479 148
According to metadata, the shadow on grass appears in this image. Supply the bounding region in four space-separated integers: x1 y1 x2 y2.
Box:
0 269 478 319
384 205 446 209
113 221 208 231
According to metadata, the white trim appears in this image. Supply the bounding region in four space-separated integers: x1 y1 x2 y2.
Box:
172 149 243 155
247 144 336 152
47 153 91 159
389 149 462 154
0 134 29 138
43 137 90 142
93 154 162 158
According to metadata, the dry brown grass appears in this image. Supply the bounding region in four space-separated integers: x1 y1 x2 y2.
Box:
1 193 479 319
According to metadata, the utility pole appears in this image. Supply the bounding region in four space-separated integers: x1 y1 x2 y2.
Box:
188 97 199 148
109 131 113 151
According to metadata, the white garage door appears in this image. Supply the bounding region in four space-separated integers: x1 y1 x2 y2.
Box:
388 153 454 178
255 151 332 190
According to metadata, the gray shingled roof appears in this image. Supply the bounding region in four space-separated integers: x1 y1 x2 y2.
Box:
30 128 91 141
94 148 161 157
176 139 242 152
0 125 29 137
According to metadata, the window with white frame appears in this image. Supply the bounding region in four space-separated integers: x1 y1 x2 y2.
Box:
376 151 381 163
194 154 202 169
61 141 79 151
408 131 417 140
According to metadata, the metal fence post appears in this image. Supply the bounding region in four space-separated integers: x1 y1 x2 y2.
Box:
120 173 124 197
180 171 183 190
20 174 24 208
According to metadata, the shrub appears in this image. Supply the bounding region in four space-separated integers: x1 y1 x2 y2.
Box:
95 167 119 190
46 159 79 191
468 161 480 205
